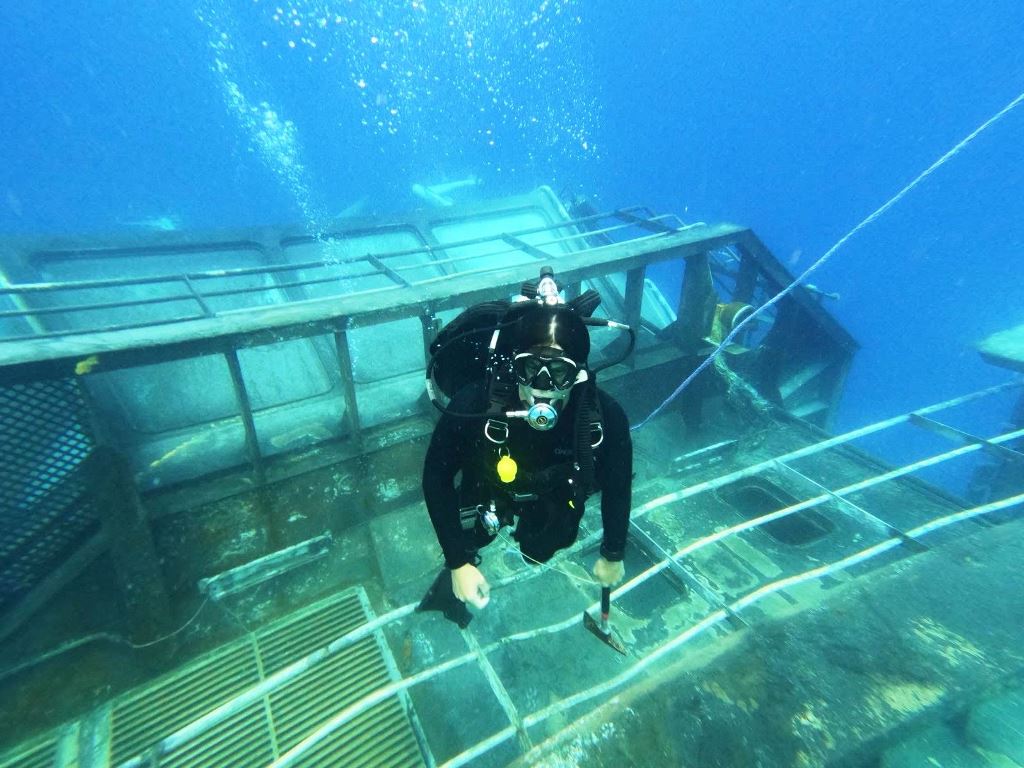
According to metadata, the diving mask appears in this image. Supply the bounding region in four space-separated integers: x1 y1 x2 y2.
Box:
513 351 580 391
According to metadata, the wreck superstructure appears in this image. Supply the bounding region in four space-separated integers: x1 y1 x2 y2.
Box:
0 188 1021 767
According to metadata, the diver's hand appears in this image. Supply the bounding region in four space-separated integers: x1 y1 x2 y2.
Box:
593 557 625 587
451 564 491 609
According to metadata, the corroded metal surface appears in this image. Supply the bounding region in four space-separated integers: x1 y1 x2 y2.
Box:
509 517 1024 768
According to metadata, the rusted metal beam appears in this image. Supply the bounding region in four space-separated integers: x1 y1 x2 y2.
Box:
87 447 173 642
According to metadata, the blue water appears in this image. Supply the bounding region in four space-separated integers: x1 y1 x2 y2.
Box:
4 0 1024 473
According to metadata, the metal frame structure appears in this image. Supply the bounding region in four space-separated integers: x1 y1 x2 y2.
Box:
0 191 859 621
102 380 1023 768
0 189 876 765
0 196 856 474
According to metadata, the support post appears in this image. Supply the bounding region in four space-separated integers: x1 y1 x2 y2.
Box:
675 252 717 354
224 348 265 485
623 267 646 368
732 247 760 304
419 313 441 421
87 448 173 643
333 328 363 443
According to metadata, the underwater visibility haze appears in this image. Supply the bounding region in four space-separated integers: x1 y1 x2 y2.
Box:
1 1 1024 766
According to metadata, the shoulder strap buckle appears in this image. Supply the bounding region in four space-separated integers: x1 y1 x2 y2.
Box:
484 419 510 444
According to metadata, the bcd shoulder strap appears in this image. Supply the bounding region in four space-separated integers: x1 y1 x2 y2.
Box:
573 382 603 498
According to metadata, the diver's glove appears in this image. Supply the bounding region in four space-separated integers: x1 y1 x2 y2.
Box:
593 557 625 587
451 563 491 609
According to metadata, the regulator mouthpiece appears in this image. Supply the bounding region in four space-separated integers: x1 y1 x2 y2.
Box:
526 401 558 430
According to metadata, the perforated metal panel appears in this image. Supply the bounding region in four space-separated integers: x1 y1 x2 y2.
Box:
0 379 96 612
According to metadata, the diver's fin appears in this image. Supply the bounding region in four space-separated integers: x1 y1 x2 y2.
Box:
417 568 473 628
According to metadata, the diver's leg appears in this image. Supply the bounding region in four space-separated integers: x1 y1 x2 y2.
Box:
512 501 548 564
418 520 493 627
515 496 584 564
417 569 474 627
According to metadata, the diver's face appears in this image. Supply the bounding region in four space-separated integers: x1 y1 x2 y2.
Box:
513 347 584 412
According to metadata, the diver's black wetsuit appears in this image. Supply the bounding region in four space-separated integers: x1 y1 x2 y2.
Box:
423 381 632 570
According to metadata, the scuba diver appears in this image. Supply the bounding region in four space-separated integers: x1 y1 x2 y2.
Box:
419 267 633 624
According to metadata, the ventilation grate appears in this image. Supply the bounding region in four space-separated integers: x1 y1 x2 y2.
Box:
286 704 425 768
0 732 57 768
109 642 261 765
106 589 425 767
257 592 423 767
161 703 274 768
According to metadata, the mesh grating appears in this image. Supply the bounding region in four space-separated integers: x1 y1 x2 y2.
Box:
106 590 425 767
255 594 368 673
259 592 423 766
0 379 96 612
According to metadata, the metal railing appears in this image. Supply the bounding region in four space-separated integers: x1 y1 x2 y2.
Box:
0 207 684 345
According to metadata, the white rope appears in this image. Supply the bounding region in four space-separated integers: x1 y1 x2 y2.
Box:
0 597 211 684
633 89 1024 431
497 529 597 587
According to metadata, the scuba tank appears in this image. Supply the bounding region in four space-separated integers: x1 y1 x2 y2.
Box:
425 266 636 429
